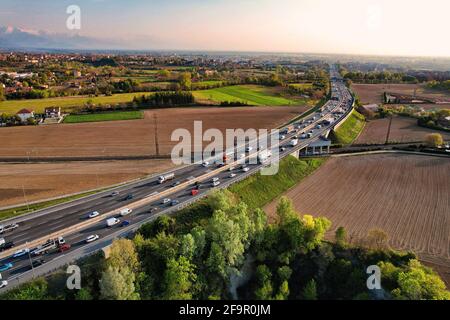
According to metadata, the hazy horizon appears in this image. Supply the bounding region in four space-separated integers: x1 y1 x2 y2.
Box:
1 0 450 58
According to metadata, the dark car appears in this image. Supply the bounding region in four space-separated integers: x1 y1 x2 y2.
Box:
121 220 130 227
0 241 14 252
124 194 134 201
171 181 181 188
32 259 45 268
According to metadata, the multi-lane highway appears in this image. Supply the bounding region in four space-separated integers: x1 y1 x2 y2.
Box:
0 66 353 291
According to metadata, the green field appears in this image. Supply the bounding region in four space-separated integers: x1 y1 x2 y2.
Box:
191 81 225 89
0 92 154 115
63 110 144 123
331 110 366 145
193 85 304 106
229 156 326 209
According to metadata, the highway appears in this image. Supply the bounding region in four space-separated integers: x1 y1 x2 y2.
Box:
0 66 353 291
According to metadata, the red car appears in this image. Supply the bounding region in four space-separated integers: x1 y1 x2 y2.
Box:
59 244 71 253
191 189 199 196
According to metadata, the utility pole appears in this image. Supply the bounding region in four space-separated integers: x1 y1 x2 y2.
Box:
27 242 35 279
22 184 30 213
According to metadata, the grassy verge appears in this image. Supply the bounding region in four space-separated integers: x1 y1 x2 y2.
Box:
229 156 326 209
63 110 144 123
331 110 366 145
0 189 109 222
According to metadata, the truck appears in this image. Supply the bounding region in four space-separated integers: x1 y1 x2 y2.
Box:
106 218 121 227
290 139 299 147
32 237 66 256
280 125 295 135
158 173 175 184
257 150 272 164
0 223 19 234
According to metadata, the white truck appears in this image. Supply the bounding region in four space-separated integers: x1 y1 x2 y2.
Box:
257 150 272 164
106 218 121 227
32 237 65 256
290 139 299 147
158 173 175 184
0 223 19 234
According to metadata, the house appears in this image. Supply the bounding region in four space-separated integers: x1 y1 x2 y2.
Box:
44 107 61 118
16 108 35 122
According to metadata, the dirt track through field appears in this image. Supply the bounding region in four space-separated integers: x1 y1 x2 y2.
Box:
264 154 450 284
0 106 307 158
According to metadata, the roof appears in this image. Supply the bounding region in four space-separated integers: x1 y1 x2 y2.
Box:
16 108 34 114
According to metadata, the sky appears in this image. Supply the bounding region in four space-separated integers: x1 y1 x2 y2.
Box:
1 0 449 57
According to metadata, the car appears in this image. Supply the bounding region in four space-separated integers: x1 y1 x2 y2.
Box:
125 194 134 201
162 198 171 204
110 191 120 197
0 262 13 272
0 241 14 252
171 200 180 206
229 173 237 178
212 181 221 187
280 135 286 140
149 207 159 213
12 248 30 258
280 147 286 152
0 280 7 289
202 161 210 167
31 259 45 268
171 181 181 188
88 211 100 219
120 208 133 216
121 220 130 227
211 177 220 183
59 244 71 253
86 235 99 243
242 167 250 173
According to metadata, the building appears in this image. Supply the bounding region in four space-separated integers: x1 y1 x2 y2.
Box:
44 107 61 118
16 108 35 122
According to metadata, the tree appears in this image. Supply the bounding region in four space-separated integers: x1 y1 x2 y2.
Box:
254 265 273 300
274 281 290 300
75 288 92 300
180 233 196 260
335 226 347 247
108 239 140 273
276 196 297 225
366 229 389 250
0 84 5 101
99 266 139 300
425 133 443 148
179 72 192 91
162 256 197 300
302 279 317 300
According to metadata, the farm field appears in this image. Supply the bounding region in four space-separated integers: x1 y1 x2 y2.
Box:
0 92 154 115
0 106 308 158
0 159 175 208
193 85 309 106
352 83 450 104
356 116 450 144
264 153 450 285
63 110 144 123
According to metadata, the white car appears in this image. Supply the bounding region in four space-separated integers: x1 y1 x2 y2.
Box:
12 248 30 258
202 161 210 167
280 135 286 140
0 280 7 289
88 211 100 219
211 177 220 183
242 167 250 173
111 191 120 197
229 173 237 178
162 198 171 204
86 235 99 243
212 181 221 187
120 208 132 216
